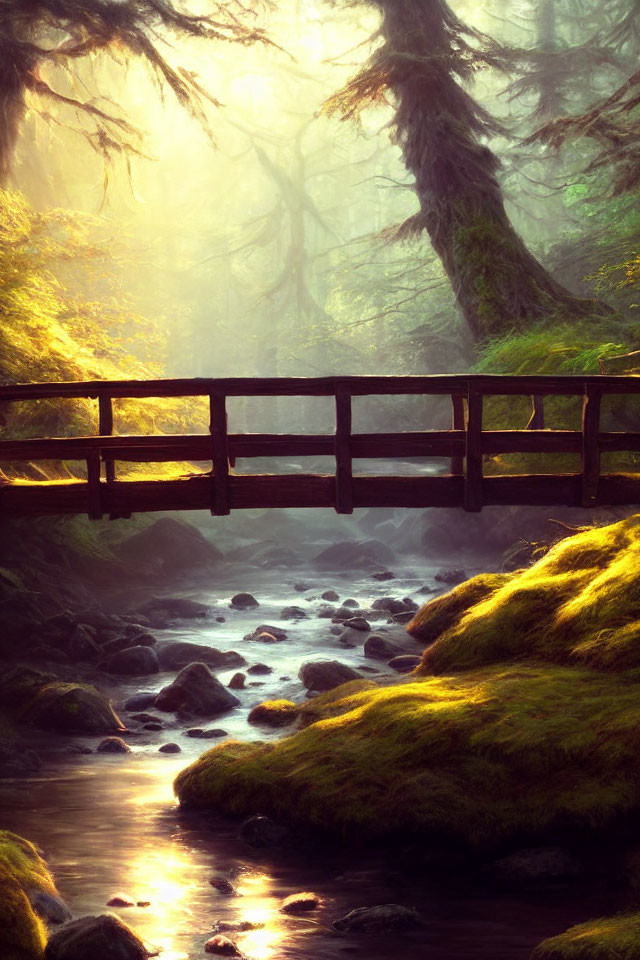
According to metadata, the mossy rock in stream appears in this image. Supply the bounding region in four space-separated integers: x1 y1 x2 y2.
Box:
409 514 640 673
532 912 640 959
21 682 124 734
0 831 58 960
247 700 299 728
174 516 640 849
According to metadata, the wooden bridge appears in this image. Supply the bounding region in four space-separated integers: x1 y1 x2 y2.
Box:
0 374 639 519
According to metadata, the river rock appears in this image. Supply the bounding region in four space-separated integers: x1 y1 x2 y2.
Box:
214 921 264 933
154 663 240 717
44 913 149 959
371 597 407 615
25 683 124 735
388 655 421 673
280 892 319 914
316 604 337 618
343 617 370 632
247 663 272 675
372 570 395 581
343 598 359 608
124 692 157 712
159 742 181 754
244 624 287 642
364 634 404 660
119 517 222 576
321 590 339 601
333 904 422 933
135 596 212 625
435 568 467 585
294 582 312 592
156 641 245 671
313 539 394 569
106 894 135 907
31 892 72 924
107 646 160 676
97 737 130 754
185 728 227 738
143 722 162 731
210 877 236 896
205 934 241 956
239 815 291 848
280 605 307 620
230 593 259 609
229 672 246 689
67 624 101 662
299 660 360 692
338 627 365 646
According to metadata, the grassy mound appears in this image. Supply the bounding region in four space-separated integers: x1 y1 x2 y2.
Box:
0 831 57 960
247 700 299 727
409 515 640 673
175 662 640 845
533 913 640 959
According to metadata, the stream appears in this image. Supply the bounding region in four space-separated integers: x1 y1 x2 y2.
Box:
0 558 609 959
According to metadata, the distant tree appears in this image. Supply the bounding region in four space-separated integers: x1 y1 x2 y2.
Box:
0 0 269 182
326 0 610 341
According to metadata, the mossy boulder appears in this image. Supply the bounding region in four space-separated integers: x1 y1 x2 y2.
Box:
44 914 149 959
533 912 640 959
22 683 124 734
409 515 640 674
0 831 59 960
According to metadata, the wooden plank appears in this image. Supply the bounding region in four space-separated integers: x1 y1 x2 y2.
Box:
526 395 545 429
464 388 483 512
598 432 640 452
450 393 466 475
2 373 640 403
481 430 582 455
335 386 354 514
582 385 602 506
86 454 102 520
210 393 230 516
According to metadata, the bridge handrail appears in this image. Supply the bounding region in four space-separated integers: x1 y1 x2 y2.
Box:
1 374 640 518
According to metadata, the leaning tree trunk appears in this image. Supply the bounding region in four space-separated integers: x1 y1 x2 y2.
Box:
376 0 609 341
0 22 35 185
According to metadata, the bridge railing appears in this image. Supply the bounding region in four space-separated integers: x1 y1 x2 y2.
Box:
0 374 639 517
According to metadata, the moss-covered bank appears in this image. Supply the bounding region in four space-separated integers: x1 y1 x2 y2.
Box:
0 831 57 960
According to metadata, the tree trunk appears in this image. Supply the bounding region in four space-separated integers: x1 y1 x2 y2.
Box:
376 0 609 341
0 21 34 186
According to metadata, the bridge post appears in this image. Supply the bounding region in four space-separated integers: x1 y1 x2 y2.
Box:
464 387 483 512
581 385 602 506
451 393 466 475
98 395 116 483
335 385 354 514
527 395 545 430
86 453 102 520
210 392 231 516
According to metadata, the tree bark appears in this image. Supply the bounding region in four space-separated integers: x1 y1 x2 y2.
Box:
375 0 609 341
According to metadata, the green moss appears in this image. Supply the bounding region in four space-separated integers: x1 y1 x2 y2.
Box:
415 515 640 674
21 682 124 734
0 832 57 960
247 700 299 728
407 573 511 645
175 662 640 845
532 913 640 959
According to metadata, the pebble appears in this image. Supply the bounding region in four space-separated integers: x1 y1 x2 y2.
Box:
143 722 163 731
321 590 339 601
228 672 246 690
159 742 181 754
137 901 151 908
214 921 264 933
186 728 227 739
247 663 272 675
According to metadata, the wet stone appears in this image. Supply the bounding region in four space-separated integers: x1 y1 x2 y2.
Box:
333 904 422 933
214 921 264 934
343 617 370 632
186 728 228 739
124 692 157 712
372 570 395 581
106 894 135 907
388 655 421 673
230 593 259 609
205 934 241 956
158 742 181 753
209 877 237 896
45 914 148 960
280 892 319 914
280 605 307 620
244 624 288 643
143 722 163 731
247 663 272 676
228 672 246 690
321 590 339 602
216 616 226 623
294 582 312 592
97 737 130 754
343 598 359 607
435 568 467 585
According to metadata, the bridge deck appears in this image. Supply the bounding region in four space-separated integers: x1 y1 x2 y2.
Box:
1 374 639 518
